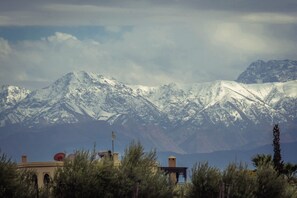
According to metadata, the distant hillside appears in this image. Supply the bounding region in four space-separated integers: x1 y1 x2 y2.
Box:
158 141 297 170
237 60 297 84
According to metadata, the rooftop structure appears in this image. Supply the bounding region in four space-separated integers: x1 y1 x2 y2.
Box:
160 156 188 184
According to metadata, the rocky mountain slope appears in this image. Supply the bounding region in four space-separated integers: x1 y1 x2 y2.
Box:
2 71 296 129
0 72 167 127
236 60 297 84
0 70 296 156
0 85 31 111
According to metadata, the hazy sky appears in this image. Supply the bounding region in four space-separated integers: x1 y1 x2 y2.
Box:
0 0 297 89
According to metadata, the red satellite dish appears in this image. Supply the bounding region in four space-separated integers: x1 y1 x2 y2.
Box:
54 152 66 161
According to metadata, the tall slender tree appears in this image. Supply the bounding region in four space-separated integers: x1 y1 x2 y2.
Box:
272 124 283 174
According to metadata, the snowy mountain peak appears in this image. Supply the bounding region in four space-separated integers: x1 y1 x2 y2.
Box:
0 71 297 153
34 71 126 102
0 85 31 109
53 71 119 88
236 59 297 84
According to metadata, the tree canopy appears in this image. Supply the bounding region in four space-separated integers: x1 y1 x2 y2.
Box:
52 141 172 198
0 151 37 198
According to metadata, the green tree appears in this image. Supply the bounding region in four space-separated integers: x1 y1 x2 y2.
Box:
251 126 297 184
16 169 40 198
273 124 284 173
0 152 19 197
251 154 272 168
256 164 290 198
283 162 297 183
115 141 172 198
52 150 117 198
0 151 37 198
222 163 257 198
188 162 221 198
52 142 173 198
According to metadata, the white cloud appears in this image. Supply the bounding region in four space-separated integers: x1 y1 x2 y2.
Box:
45 32 78 42
211 23 270 53
0 0 296 90
0 38 11 56
0 21 297 89
242 13 297 24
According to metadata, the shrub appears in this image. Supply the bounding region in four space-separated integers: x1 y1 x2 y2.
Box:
115 141 173 198
188 162 221 198
256 164 289 198
222 163 257 198
0 152 37 198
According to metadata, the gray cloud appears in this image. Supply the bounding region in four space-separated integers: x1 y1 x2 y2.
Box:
2 0 297 12
1 0 297 26
0 0 296 89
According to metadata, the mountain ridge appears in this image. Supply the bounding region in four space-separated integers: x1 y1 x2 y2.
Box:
1 71 296 128
1 70 296 154
236 59 297 84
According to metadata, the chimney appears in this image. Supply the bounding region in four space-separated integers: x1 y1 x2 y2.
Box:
168 156 176 167
168 156 177 184
21 155 27 163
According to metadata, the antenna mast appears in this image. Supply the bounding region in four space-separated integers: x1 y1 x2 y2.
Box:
112 131 116 154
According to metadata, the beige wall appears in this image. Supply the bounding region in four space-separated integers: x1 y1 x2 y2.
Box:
18 161 64 188
17 153 120 188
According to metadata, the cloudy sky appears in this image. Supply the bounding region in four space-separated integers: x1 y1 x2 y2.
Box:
0 0 297 89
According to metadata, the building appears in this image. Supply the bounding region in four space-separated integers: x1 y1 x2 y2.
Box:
17 152 120 188
17 155 63 188
17 153 185 189
160 156 188 184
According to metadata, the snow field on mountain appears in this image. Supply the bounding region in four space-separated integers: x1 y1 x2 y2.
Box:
0 71 296 130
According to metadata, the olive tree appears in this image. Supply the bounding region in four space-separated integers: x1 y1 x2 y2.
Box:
115 141 173 198
52 142 173 198
52 150 117 198
256 164 291 198
222 163 257 198
0 152 19 197
188 162 221 198
0 152 37 198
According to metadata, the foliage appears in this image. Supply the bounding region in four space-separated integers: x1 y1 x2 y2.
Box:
188 162 221 198
173 183 190 198
115 141 173 198
0 152 19 197
256 163 292 198
283 162 297 182
188 161 297 198
222 163 257 198
251 125 297 184
2 136 296 198
52 150 117 198
16 169 40 198
0 151 37 198
251 154 272 168
53 141 172 198
273 124 284 173
283 183 297 198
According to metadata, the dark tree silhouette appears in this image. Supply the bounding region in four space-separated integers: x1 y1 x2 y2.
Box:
273 124 283 174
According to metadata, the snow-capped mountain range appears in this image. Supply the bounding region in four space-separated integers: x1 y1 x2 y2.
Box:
0 72 167 127
237 59 297 84
0 60 297 157
2 72 296 128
